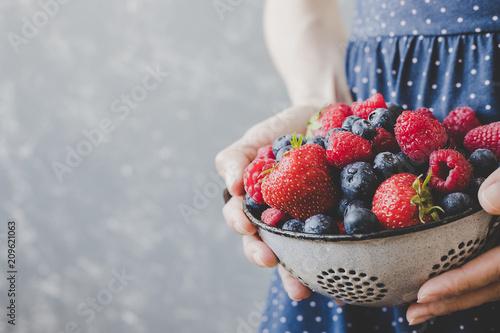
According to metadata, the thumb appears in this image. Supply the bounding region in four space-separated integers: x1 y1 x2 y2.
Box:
215 146 253 197
479 167 500 215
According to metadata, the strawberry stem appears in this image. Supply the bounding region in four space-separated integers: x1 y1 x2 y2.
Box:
411 170 443 223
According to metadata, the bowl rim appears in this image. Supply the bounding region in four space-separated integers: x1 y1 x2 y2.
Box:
244 203 487 242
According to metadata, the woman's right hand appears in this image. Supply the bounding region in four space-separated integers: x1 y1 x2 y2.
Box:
215 105 318 300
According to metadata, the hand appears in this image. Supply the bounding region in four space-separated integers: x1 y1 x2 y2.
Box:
215 105 317 301
407 167 500 325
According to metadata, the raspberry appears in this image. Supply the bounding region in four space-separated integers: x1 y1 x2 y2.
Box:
413 107 437 120
371 127 400 156
261 207 287 227
442 107 481 144
351 93 388 119
427 149 473 194
256 145 275 160
313 106 348 137
243 158 275 204
326 131 372 169
395 111 448 163
464 122 500 159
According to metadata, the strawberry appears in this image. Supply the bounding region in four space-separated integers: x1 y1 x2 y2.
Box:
394 111 448 163
261 134 337 221
464 122 500 159
372 173 442 229
306 104 351 138
351 93 388 119
442 107 481 145
243 158 276 204
326 131 372 169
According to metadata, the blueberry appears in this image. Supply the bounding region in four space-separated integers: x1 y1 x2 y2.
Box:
396 152 427 176
306 135 326 148
368 108 397 133
342 115 362 132
441 192 475 217
304 214 339 234
275 145 292 162
466 177 485 202
282 219 305 232
386 102 405 118
344 208 380 234
272 134 294 156
338 197 370 217
324 128 347 148
340 162 379 200
373 152 402 179
245 194 268 218
351 119 377 140
469 149 498 178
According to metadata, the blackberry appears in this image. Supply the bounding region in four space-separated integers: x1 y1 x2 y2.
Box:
344 207 380 234
441 192 475 217
373 152 402 180
469 149 498 178
282 219 305 232
351 119 377 140
342 115 362 132
368 108 397 133
340 162 379 200
304 214 339 234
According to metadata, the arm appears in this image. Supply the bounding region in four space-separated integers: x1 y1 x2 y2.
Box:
216 0 350 301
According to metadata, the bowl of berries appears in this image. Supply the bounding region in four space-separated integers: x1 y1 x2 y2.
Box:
242 94 500 307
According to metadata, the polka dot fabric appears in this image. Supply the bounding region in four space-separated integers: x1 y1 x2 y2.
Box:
259 0 500 332
346 0 500 123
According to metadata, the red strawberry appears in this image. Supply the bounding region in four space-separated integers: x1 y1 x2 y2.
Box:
442 107 481 144
372 173 442 229
261 135 337 221
413 107 437 120
464 122 500 159
352 93 388 119
326 131 372 169
256 145 275 160
395 111 448 163
243 158 276 204
371 127 400 156
261 208 288 227
427 149 473 194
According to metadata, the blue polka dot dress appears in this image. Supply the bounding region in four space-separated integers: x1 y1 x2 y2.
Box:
259 1 500 332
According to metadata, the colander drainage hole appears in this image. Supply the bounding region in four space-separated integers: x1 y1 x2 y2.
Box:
317 268 388 304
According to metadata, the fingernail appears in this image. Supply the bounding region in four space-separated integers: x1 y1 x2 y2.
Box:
409 315 433 325
417 294 440 303
253 252 265 267
235 221 252 235
482 183 500 214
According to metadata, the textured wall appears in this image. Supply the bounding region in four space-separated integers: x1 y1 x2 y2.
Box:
0 1 353 332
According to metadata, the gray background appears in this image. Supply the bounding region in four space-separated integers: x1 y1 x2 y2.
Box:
0 1 353 332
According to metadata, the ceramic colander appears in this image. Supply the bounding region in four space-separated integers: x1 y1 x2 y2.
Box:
244 204 500 307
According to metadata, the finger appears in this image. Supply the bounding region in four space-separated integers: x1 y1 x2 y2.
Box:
479 167 500 215
278 265 312 301
416 246 500 303
222 195 258 235
242 233 279 267
215 144 255 197
407 280 500 325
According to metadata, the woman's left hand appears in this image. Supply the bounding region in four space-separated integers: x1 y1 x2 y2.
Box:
407 167 500 325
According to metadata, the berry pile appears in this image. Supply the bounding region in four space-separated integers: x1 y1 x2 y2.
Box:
244 94 499 235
